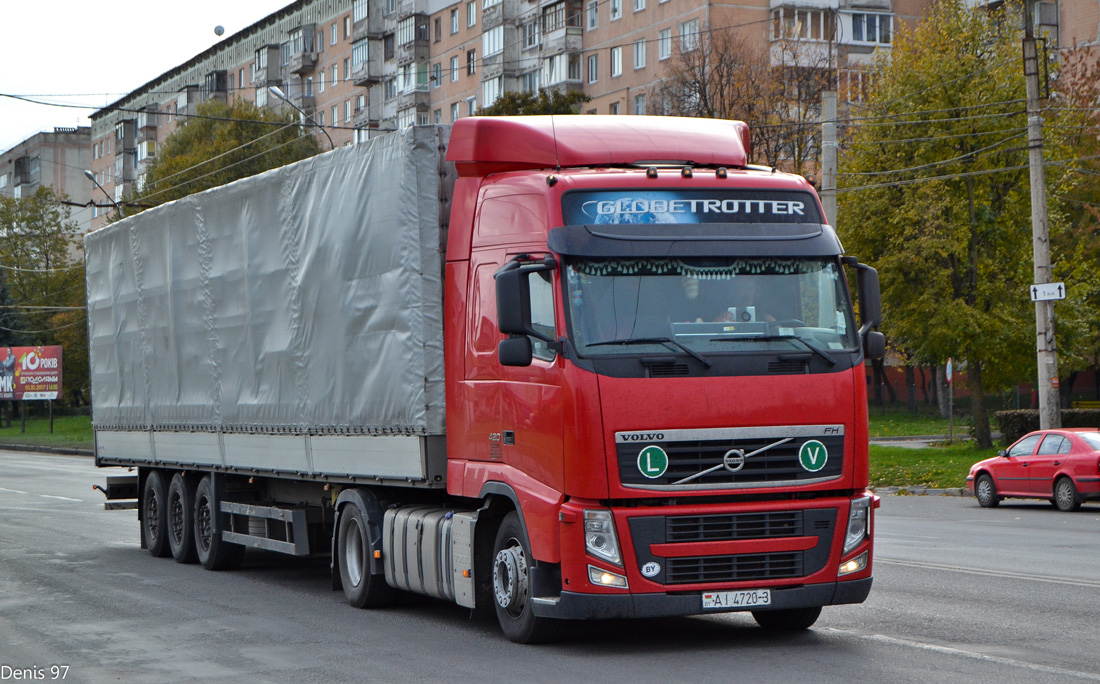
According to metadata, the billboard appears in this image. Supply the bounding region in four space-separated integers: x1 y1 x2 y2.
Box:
0 346 63 401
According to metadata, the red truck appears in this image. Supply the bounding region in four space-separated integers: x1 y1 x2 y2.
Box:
88 116 884 643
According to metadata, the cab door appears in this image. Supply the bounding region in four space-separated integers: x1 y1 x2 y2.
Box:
1029 433 1070 496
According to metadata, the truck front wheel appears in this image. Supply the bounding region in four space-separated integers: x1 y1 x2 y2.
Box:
336 504 395 608
752 606 822 630
142 470 170 558
491 512 560 644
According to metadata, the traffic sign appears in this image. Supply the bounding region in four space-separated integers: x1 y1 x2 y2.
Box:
946 358 952 384
1030 282 1066 301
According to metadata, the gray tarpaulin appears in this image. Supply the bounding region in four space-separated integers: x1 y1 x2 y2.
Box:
86 126 449 436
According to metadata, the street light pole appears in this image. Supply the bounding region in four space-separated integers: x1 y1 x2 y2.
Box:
268 85 335 150
83 169 123 219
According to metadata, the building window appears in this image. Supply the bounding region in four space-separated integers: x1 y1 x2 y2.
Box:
332 105 339 125
398 17 415 45
432 62 441 87
357 94 366 112
318 29 325 52
633 39 645 69
610 0 621 21
522 70 539 93
587 54 598 83
354 0 368 22
467 49 477 76
609 101 619 115
658 28 671 60
384 34 395 60
345 16 352 38
320 70 326 92
331 23 338 45
851 13 891 44
386 0 396 13
451 56 460 81
433 109 441 123
467 97 477 116
306 77 314 96
398 108 415 129
434 17 442 42
483 25 503 56
484 0 501 8
345 100 352 122
542 53 580 84
238 69 245 89
385 78 397 100
483 76 502 107
633 93 646 115
772 8 837 42
543 0 582 33
524 20 539 48
451 102 460 121
610 46 622 77
679 19 699 52
344 58 351 80
250 64 256 84
319 111 325 127
467 1 476 27
587 0 598 30
633 0 644 11
451 9 459 33
353 38 369 66
332 64 339 85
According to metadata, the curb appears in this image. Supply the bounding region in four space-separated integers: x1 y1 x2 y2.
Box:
0 442 94 458
873 486 972 497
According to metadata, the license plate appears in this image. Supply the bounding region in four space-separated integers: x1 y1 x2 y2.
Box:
702 589 771 609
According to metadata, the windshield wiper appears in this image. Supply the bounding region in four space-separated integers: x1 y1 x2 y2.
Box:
710 334 837 366
587 337 712 368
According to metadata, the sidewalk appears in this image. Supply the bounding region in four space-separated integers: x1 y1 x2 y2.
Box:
0 442 93 457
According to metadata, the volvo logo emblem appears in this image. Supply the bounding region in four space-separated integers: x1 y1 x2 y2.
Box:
722 449 746 473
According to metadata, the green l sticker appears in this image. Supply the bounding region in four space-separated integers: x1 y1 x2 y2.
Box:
798 440 828 472
638 445 669 479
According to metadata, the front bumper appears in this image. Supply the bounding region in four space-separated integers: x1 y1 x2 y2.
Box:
531 577 872 620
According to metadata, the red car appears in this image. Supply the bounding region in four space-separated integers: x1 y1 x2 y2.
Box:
967 429 1100 511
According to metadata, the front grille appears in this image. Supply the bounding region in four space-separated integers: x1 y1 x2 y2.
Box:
667 511 802 542
617 426 844 489
628 508 836 586
667 552 803 584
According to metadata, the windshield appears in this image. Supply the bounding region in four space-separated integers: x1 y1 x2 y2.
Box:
565 257 858 357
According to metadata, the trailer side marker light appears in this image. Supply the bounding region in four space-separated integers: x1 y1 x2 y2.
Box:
716 167 728 179
462 569 471 578
681 167 693 179
374 550 382 559
647 167 658 179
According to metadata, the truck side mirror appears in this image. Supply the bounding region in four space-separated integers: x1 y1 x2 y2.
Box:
498 336 534 367
855 263 882 331
495 265 534 337
863 330 886 360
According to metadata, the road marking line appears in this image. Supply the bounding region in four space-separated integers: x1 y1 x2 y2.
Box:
878 558 1100 588
828 630 1100 681
0 487 29 494
39 494 82 502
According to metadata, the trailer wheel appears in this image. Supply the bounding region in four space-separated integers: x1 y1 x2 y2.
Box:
167 473 198 564
337 504 395 608
142 470 171 558
193 475 244 571
752 606 822 630
491 512 561 644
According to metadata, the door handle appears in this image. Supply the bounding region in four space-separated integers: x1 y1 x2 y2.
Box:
1054 461 1062 466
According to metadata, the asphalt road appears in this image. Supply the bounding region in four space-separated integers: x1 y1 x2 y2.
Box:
1 450 1099 684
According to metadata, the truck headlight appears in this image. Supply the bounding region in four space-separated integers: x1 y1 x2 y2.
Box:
843 496 871 555
584 509 622 566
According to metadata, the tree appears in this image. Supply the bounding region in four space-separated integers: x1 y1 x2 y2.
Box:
648 24 829 173
0 185 86 405
479 88 591 116
133 99 322 211
838 0 1090 446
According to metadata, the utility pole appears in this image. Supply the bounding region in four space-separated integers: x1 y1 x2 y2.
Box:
821 90 837 227
1023 3 1060 429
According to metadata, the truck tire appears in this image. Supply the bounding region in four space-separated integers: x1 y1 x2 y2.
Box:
752 606 822 630
167 473 198 564
337 504 395 608
193 475 244 571
142 470 171 558
491 511 561 644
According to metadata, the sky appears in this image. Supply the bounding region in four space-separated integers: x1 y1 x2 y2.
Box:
1 1 293 152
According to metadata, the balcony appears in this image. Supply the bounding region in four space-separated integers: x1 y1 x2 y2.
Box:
352 59 382 86
541 26 583 56
254 66 281 87
287 51 317 76
353 105 377 129
396 38 429 65
397 89 429 111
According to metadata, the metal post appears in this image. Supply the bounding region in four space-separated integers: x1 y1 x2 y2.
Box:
1023 6 1060 429
821 91 838 227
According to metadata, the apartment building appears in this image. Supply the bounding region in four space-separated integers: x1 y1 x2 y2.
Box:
86 0 1084 229
0 127 92 233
